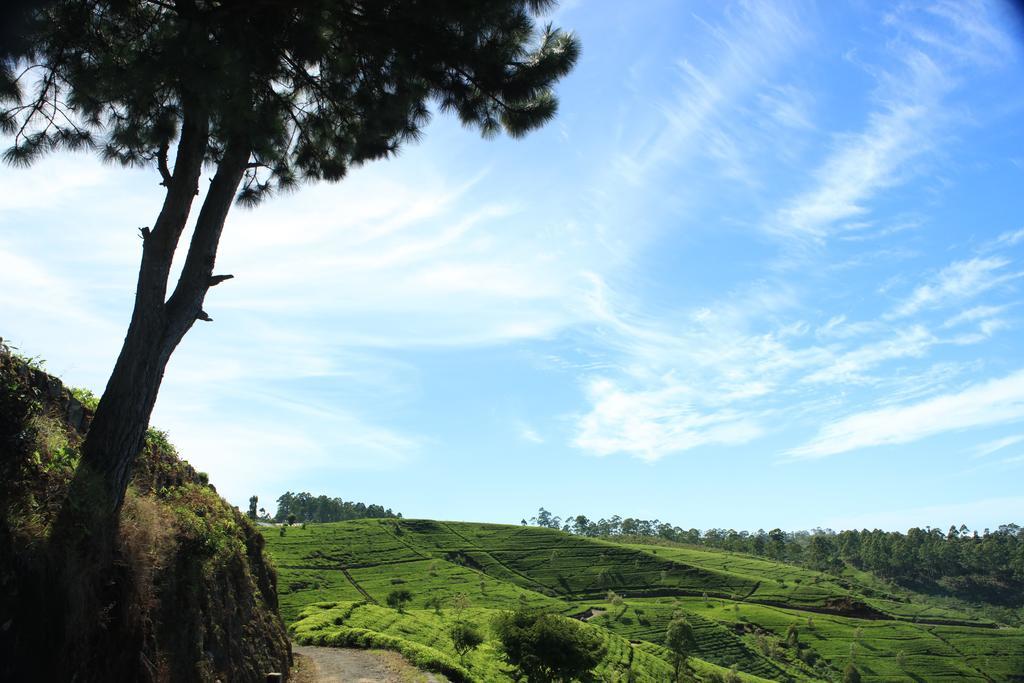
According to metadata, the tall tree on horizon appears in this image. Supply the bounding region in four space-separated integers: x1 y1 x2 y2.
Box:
1 0 579 550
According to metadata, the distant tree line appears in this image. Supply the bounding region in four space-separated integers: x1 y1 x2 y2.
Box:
273 491 401 523
524 508 1024 603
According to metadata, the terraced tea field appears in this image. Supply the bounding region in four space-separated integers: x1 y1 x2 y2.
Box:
264 519 1024 681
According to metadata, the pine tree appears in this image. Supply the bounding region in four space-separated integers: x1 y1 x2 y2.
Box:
1 3 578 677
3 0 578 540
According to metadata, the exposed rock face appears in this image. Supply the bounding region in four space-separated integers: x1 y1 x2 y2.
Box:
0 341 291 681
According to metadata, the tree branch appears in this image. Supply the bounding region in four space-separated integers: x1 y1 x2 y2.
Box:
157 139 172 186
164 138 249 342
208 274 233 286
131 97 209 313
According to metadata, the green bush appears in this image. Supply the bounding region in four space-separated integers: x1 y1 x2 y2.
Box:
69 386 99 411
449 620 484 663
492 608 605 682
386 589 412 613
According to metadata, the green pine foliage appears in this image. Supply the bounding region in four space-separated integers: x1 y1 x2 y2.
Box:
3 1 580 204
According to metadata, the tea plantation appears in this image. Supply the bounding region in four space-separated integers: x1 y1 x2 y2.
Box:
263 519 1024 681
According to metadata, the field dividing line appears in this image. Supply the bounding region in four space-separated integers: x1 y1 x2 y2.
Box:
339 567 378 605
439 522 555 594
376 521 435 561
915 623 994 682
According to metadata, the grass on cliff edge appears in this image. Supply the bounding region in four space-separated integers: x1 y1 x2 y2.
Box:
0 346 289 681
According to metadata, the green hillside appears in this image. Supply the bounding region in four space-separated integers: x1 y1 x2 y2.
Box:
263 519 1024 682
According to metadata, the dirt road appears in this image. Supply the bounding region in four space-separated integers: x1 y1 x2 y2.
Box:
290 644 446 683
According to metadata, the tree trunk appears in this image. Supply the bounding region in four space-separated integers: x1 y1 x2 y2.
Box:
43 120 250 678
78 137 249 524
70 107 209 526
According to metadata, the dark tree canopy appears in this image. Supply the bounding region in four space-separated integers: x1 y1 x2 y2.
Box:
386 588 412 613
449 620 484 662
2 0 579 204
664 616 695 680
274 491 399 523
492 608 605 682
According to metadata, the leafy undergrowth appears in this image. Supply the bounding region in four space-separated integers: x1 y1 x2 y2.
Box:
266 518 1024 682
0 343 290 682
291 600 774 683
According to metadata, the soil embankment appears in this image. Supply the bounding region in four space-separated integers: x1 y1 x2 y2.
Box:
0 342 291 681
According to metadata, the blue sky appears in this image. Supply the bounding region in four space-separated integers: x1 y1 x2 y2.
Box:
3 0 1024 531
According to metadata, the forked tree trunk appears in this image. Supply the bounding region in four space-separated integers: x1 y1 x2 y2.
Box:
56 113 250 553
44 117 250 678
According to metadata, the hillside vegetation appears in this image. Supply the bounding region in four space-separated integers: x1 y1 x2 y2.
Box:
531 508 1024 617
264 518 1024 682
0 344 290 681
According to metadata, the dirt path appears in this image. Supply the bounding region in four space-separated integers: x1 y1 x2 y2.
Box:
291 644 446 683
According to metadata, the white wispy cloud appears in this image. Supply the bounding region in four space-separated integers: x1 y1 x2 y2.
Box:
790 369 1024 459
0 154 115 210
757 84 815 131
518 422 545 444
0 246 106 327
889 256 1020 318
570 275 830 461
801 325 936 385
942 304 1011 328
814 315 879 340
765 0 1019 246
767 48 950 242
573 377 763 462
570 255 1015 461
900 0 1018 68
988 227 1024 249
209 157 612 348
971 434 1024 458
617 0 806 185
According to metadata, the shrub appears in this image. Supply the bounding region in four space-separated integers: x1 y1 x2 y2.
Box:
386 589 412 613
451 592 470 615
492 608 605 682
70 386 99 411
449 620 484 663
425 596 444 615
